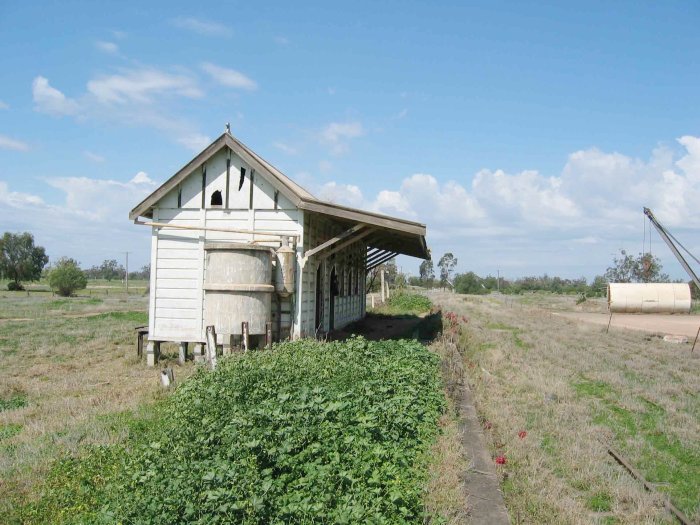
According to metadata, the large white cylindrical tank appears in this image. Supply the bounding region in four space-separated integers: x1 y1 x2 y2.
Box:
203 243 273 335
607 283 691 313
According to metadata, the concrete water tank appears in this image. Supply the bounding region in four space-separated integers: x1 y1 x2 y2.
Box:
607 282 691 314
203 243 274 337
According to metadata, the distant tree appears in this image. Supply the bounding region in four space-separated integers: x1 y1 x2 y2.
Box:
588 275 608 297
383 259 398 284
437 253 458 288
394 272 407 289
418 259 435 286
454 272 487 295
128 264 151 281
99 259 125 281
636 252 669 283
604 250 668 283
49 257 87 296
0 232 49 290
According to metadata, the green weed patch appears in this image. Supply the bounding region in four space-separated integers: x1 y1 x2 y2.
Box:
0 423 22 441
85 311 147 323
372 292 432 316
573 377 700 517
0 394 28 412
27 337 445 524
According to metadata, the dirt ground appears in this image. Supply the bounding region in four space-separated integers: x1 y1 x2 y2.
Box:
554 311 700 339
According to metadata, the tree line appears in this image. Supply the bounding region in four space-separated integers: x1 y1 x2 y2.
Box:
410 249 694 298
0 231 149 296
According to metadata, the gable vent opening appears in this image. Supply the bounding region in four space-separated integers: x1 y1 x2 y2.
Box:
211 190 223 206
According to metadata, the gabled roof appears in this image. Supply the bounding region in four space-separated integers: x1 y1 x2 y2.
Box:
129 131 429 259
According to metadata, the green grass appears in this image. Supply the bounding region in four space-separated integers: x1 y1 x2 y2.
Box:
23 336 446 524
587 491 613 512
84 311 147 323
485 322 530 349
371 292 432 316
0 394 28 412
573 377 700 516
0 423 23 441
47 297 103 309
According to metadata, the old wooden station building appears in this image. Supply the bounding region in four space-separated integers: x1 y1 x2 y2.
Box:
130 129 428 365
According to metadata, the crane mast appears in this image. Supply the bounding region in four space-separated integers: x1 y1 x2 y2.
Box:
643 207 700 291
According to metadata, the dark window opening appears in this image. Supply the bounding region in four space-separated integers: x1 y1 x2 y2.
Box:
211 190 223 206
238 167 246 191
274 190 279 210
177 186 182 208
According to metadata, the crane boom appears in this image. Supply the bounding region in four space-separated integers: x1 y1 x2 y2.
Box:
643 207 700 291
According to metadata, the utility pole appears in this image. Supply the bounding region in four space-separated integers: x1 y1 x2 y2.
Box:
497 269 500 293
125 251 130 295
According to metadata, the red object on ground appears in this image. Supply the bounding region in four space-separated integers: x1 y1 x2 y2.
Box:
495 455 507 465
483 420 492 430
518 430 527 439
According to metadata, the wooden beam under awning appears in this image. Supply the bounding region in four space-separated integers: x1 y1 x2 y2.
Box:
303 223 375 263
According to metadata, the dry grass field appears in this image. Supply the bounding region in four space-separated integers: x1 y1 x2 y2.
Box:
0 283 194 521
430 291 699 524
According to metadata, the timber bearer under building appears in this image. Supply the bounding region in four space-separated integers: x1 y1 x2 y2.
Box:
129 127 429 365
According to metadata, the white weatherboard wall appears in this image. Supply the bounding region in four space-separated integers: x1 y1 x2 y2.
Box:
148 148 301 343
297 213 366 337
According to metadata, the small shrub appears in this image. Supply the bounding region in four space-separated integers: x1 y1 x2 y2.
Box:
48 258 87 297
387 292 432 313
7 281 24 291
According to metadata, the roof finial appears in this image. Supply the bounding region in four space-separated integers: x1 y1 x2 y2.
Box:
225 122 231 134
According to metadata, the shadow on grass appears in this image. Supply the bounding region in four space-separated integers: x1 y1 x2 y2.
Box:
330 310 443 344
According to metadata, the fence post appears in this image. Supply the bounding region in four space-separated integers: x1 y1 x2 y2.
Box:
266 322 273 349
205 325 218 370
242 322 249 352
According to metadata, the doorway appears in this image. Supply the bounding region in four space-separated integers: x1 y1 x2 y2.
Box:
315 264 323 333
329 266 339 330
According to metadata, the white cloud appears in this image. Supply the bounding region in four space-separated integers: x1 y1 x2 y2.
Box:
317 136 700 278
95 41 119 54
0 174 158 267
87 67 202 104
0 181 44 206
177 133 212 152
273 141 297 155
274 36 289 45
0 100 8 110
319 121 364 154
46 173 157 221
200 62 257 90
170 17 232 37
111 30 127 39
83 151 105 163
33 70 209 152
395 108 408 119
0 134 29 152
32 76 80 116
130 171 155 185
318 182 365 208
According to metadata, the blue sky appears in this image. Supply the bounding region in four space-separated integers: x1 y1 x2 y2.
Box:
1 1 699 279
